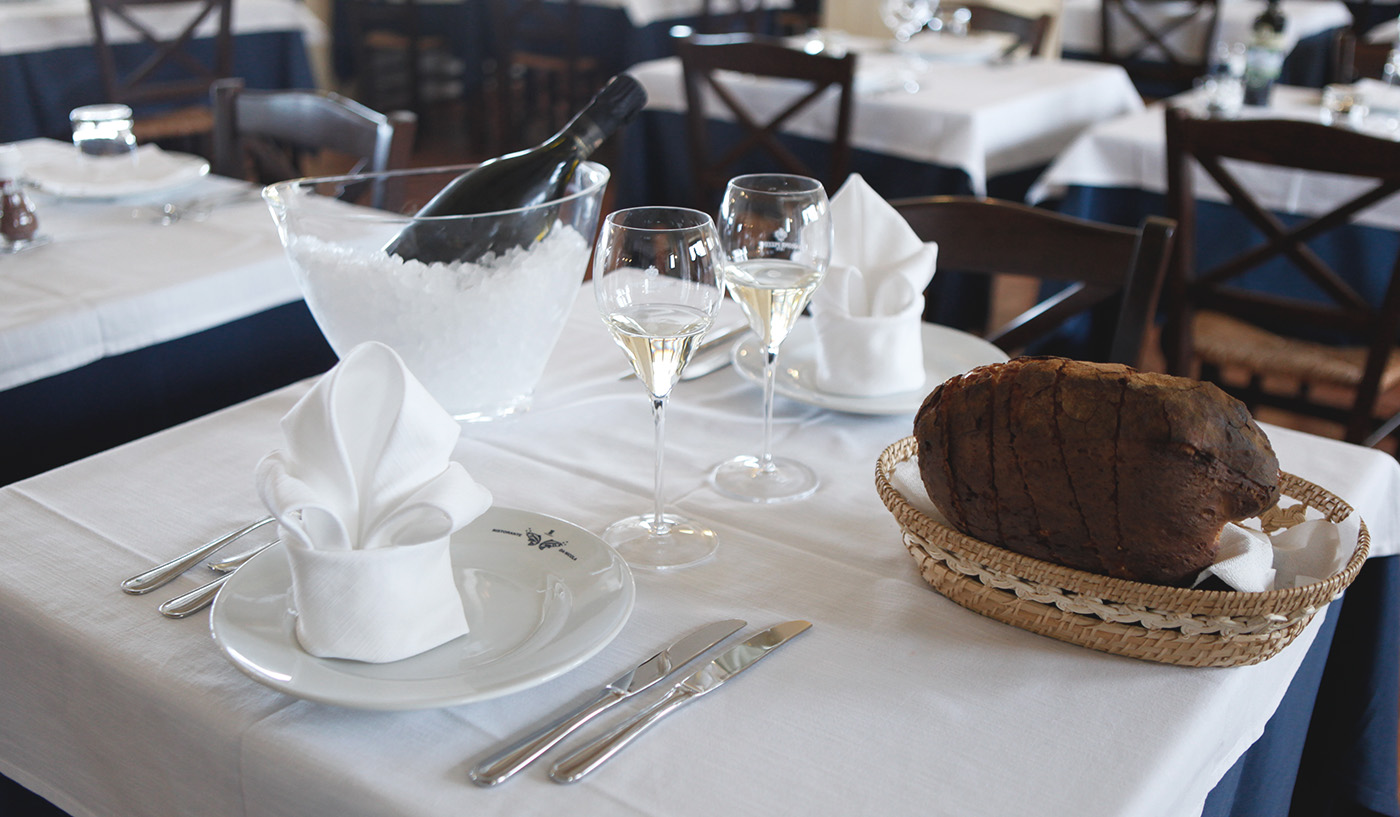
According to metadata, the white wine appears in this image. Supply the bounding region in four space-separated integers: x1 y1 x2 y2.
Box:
605 304 710 398
724 259 824 349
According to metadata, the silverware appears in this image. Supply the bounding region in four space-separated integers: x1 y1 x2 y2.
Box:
548 620 812 784
157 573 232 618
141 188 262 225
208 540 278 574
616 324 748 382
470 618 746 787
121 517 274 595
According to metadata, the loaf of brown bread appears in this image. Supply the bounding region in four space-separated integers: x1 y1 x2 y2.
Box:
913 357 1280 586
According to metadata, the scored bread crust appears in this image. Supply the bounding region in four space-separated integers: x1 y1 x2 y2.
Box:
913 357 1281 586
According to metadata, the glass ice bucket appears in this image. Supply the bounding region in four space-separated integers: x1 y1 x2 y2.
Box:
264 162 610 421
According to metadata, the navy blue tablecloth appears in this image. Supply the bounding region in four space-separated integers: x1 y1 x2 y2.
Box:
0 32 316 144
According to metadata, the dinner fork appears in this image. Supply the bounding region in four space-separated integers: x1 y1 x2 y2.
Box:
121 517 274 594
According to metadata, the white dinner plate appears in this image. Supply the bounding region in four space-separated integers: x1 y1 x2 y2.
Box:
23 144 209 199
896 30 1017 62
210 507 635 710
731 319 1008 415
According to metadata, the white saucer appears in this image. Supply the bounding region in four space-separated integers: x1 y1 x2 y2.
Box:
731 319 1008 415
210 507 635 710
24 143 209 199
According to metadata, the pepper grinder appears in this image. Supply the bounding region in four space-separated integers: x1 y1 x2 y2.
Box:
0 145 48 254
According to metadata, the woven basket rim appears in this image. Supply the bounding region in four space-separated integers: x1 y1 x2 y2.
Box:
877 435 1371 622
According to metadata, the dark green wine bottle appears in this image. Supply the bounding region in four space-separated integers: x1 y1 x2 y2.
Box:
385 74 646 264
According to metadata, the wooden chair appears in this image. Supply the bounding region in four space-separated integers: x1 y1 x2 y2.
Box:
698 0 765 34
965 4 1054 57
1162 105 1400 447
87 0 233 148
210 78 418 211
485 0 602 153
1098 0 1221 95
891 196 1176 367
343 0 463 119
1331 28 1396 83
676 33 855 210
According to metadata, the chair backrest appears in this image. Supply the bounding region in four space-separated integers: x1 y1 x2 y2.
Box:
1098 0 1220 92
486 0 598 151
891 196 1176 367
698 0 765 34
87 0 233 110
965 4 1053 57
1331 28 1395 82
1162 104 1400 442
676 33 855 210
210 78 418 211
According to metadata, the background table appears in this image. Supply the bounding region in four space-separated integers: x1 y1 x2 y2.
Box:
0 287 1395 817
0 0 325 143
618 47 1145 208
1058 0 1355 93
0 139 336 484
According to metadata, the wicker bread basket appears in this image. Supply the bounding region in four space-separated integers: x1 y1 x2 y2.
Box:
876 436 1370 667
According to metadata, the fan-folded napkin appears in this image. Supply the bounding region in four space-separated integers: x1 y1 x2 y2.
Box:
256 341 491 663
892 458 1358 592
809 174 937 396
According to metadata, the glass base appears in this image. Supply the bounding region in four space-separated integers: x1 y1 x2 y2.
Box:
709 455 819 504
602 513 718 572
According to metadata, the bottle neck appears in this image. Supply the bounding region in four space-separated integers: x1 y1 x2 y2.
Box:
558 111 608 158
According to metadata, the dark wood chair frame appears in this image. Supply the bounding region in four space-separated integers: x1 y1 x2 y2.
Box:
343 0 458 119
892 196 1177 367
486 0 600 152
698 0 765 34
1162 104 1400 446
1098 0 1221 90
676 33 855 209
964 4 1053 57
87 0 233 140
210 78 418 211
1331 28 1395 83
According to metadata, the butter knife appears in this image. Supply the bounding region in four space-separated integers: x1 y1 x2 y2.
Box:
548 620 812 784
469 618 746 787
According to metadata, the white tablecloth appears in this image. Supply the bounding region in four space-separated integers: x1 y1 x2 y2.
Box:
1027 84 1400 232
560 0 791 27
0 139 303 391
1 285 1396 817
0 0 326 57
627 50 1145 194
1058 0 1354 61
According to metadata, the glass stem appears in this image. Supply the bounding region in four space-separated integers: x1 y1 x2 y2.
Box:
651 394 670 534
760 347 778 471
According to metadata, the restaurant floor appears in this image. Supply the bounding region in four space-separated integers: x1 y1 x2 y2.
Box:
2 99 1396 817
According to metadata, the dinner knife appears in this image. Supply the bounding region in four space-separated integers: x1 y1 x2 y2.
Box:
548 620 812 784
121 516 274 594
469 618 746 787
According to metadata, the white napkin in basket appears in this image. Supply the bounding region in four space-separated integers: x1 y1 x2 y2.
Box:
809 174 937 396
891 458 1359 592
256 341 491 663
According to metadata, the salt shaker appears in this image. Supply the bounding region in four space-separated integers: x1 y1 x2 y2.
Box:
0 145 46 253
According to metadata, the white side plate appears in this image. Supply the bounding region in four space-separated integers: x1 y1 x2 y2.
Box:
24 143 209 199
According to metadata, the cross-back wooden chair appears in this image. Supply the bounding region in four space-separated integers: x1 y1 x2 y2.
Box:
892 196 1177 367
676 33 855 211
485 0 602 153
344 0 462 119
210 78 418 211
1099 0 1221 94
87 0 233 147
965 4 1053 57
1162 104 1400 447
1331 28 1395 82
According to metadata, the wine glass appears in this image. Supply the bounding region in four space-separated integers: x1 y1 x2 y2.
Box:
594 207 726 570
709 174 832 504
881 0 935 42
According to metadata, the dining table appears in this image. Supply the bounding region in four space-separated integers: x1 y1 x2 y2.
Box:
615 37 1147 212
0 266 1396 816
1057 0 1356 93
0 0 326 143
0 138 336 485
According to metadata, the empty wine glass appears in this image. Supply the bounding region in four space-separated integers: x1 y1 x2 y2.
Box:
881 0 935 42
709 174 832 504
595 207 726 570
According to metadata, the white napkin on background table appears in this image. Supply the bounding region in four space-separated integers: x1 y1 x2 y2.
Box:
256 341 491 663
809 174 938 396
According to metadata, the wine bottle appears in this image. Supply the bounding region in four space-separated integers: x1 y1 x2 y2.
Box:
385 74 647 265
1242 0 1286 106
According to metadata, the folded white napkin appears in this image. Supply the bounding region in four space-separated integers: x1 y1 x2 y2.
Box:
256 341 491 663
809 174 938 396
893 458 1359 592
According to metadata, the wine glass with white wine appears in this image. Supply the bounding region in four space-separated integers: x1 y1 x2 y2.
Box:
710 174 832 504
595 207 726 570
